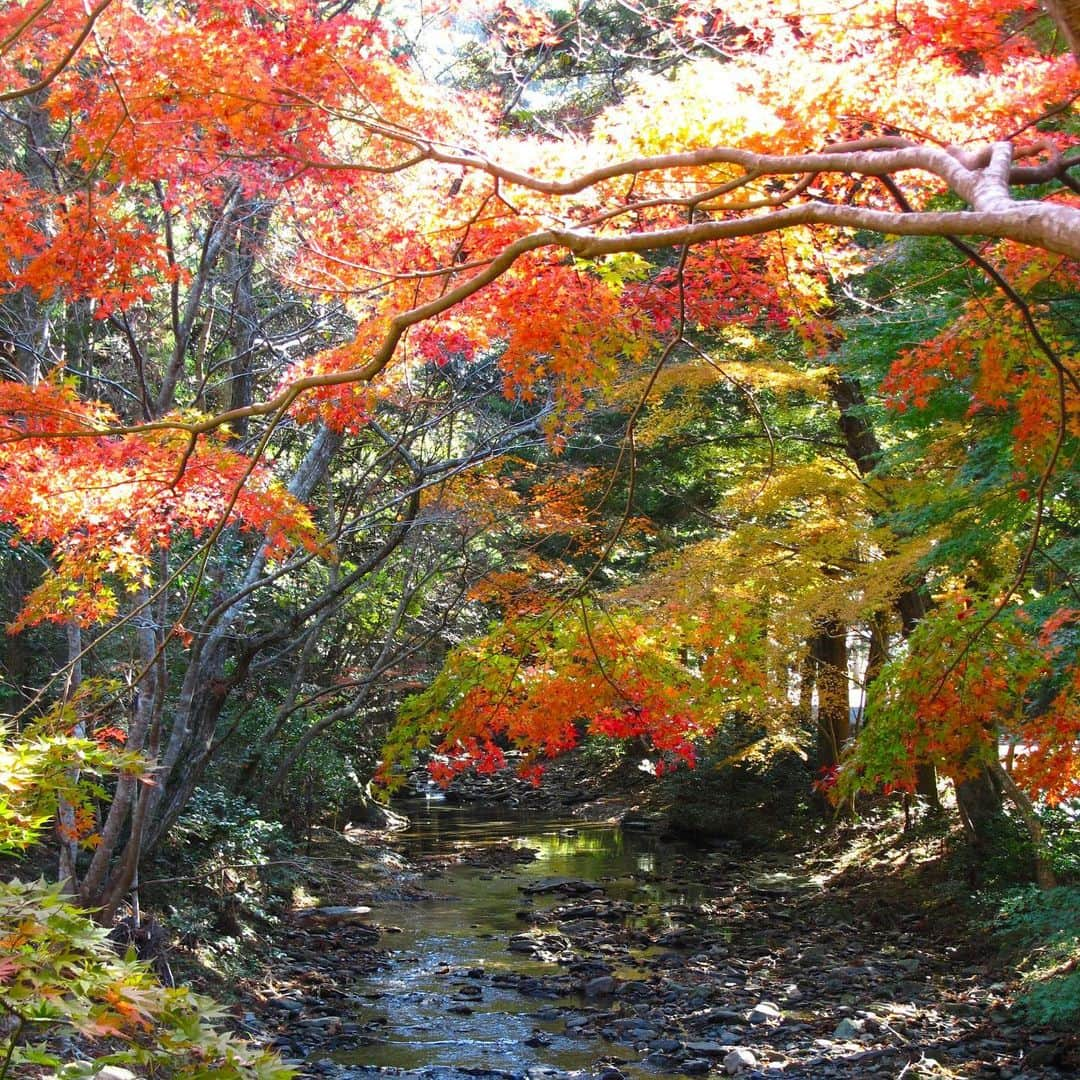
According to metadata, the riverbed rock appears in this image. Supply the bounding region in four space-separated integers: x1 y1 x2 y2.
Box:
584 975 618 998
681 1059 712 1076
621 811 666 831
604 1018 660 1042
833 1017 865 1039
294 905 375 927
555 902 604 920
692 1007 747 1026
522 877 604 896
508 931 573 961
723 1049 757 1074
684 1042 730 1057
748 1001 782 1025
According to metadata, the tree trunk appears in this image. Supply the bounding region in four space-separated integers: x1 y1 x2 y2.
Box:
56 623 83 893
831 374 942 811
895 587 942 811
954 765 1004 850
79 593 162 910
811 621 850 769
225 201 271 438
991 760 1057 889
1045 0 1080 58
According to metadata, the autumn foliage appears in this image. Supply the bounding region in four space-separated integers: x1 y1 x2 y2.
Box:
0 0 1078 897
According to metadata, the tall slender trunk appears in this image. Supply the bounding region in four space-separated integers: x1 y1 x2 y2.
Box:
225 201 271 439
9 93 56 383
79 591 162 909
991 760 1057 889
811 620 850 769
56 623 84 893
830 374 940 809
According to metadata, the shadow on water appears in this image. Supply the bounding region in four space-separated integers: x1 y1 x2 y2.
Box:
329 797 706 1077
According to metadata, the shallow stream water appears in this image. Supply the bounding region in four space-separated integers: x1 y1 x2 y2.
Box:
333 796 705 1078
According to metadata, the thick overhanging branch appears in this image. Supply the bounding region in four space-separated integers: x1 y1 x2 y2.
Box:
4 140 1076 451
366 130 1077 201
125 188 1080 425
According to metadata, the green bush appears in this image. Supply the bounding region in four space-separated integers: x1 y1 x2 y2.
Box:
961 801 1080 887
655 723 811 840
0 880 292 1080
170 788 293 868
990 885 1080 1029
154 788 298 940
1041 802 1080 881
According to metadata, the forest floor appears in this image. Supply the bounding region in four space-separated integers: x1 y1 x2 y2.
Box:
165 759 1079 1080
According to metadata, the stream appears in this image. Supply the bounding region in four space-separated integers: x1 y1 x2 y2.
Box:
330 796 702 1079
280 797 1077 1080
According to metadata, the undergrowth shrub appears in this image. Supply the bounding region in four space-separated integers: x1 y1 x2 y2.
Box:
656 721 811 840
970 810 1038 885
151 788 298 948
989 885 1080 1029
960 799 1080 887
217 708 375 832
0 880 291 1079
169 787 293 869
1040 802 1080 881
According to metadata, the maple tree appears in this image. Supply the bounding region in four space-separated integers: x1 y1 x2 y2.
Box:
0 0 1076 930
0 723 292 1078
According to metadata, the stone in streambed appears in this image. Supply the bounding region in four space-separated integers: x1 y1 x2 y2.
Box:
748 1001 782 1025
833 1017 866 1039
655 927 703 949
684 1042 731 1057
522 877 604 896
681 1060 712 1076
693 1007 747 1026
643 1050 681 1069
294 905 374 926
604 1018 660 1042
271 996 304 1013
596 1068 626 1080
651 1039 683 1053
297 1015 342 1032
723 1049 757 1074
584 975 618 998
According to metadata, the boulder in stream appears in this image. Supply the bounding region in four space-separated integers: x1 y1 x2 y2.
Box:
583 975 618 998
522 877 605 896
293 906 378 932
